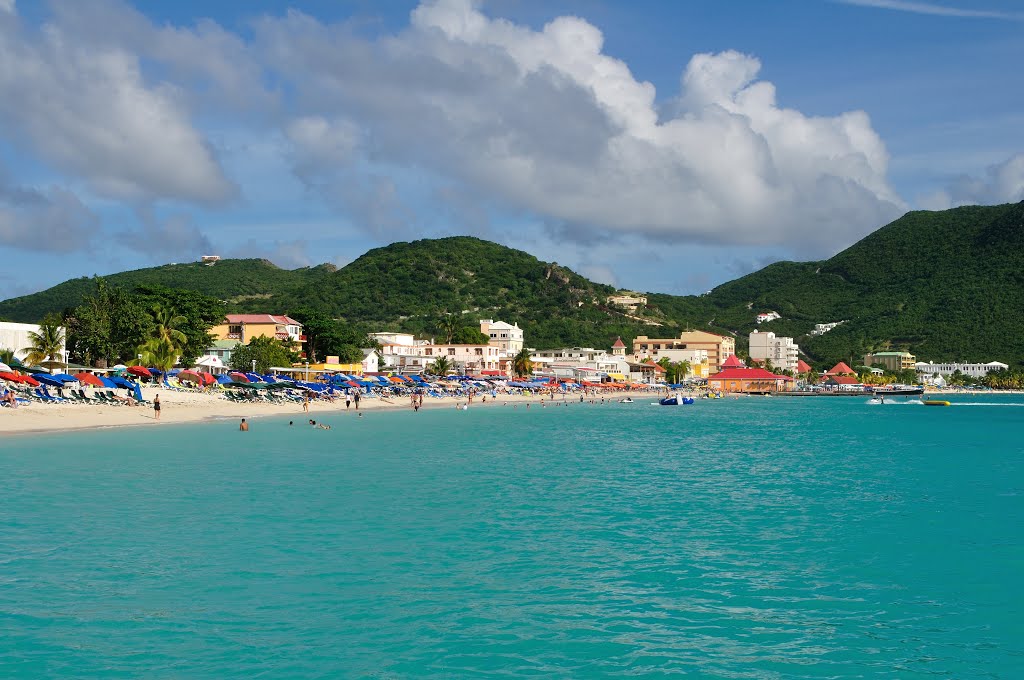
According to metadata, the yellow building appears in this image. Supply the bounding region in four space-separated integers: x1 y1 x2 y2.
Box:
212 314 304 345
863 351 916 371
633 331 736 373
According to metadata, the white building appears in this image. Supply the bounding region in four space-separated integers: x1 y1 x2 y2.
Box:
360 348 380 374
811 321 846 336
915 361 1009 379
756 311 781 324
479 319 524 356
421 344 501 373
748 330 800 372
529 346 632 381
0 321 66 363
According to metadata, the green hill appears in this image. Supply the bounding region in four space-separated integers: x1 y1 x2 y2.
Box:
1 204 1022 366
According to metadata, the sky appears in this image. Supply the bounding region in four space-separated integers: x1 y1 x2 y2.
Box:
1 0 1022 301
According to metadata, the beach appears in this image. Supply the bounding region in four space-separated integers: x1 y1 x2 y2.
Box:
0 386 662 435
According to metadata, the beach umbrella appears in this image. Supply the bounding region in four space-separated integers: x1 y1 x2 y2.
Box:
229 372 250 383
99 376 118 389
244 372 261 383
216 374 234 384
21 375 40 387
35 375 65 387
74 372 104 387
177 370 203 383
0 362 11 373
127 365 152 378
110 376 134 389
200 372 217 385
50 373 79 383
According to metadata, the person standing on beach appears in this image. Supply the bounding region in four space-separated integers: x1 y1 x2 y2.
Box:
303 391 310 413
354 390 360 410
153 394 161 421
346 392 351 410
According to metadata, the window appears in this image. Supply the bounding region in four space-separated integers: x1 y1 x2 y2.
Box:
425 349 433 356
448 348 456 356
475 348 483 356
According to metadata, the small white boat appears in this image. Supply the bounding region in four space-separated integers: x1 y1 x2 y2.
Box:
619 397 634 403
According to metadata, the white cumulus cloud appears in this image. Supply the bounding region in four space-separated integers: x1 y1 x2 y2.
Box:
920 152 1024 209
0 7 235 205
263 0 904 251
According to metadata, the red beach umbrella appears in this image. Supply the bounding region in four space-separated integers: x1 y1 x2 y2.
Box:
74 372 104 387
127 365 152 378
229 372 250 383
177 370 203 383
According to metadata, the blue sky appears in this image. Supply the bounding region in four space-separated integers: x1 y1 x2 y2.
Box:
1 0 1022 302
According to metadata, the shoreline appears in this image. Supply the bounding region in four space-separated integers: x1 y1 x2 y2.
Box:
1 386 662 436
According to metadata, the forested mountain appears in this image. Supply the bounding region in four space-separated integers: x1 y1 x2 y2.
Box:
2 203 1022 366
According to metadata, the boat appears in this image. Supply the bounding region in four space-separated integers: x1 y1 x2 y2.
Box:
872 385 924 396
618 397 634 403
659 394 695 406
922 399 950 406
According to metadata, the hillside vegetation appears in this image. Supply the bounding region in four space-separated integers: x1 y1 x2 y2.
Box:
1 204 1022 366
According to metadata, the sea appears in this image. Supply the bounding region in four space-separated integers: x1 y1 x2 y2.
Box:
1 394 1022 678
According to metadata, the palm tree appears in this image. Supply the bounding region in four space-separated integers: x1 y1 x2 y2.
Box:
437 314 459 344
137 337 179 375
676 359 691 381
429 355 453 376
512 348 533 377
22 314 65 368
150 304 188 350
0 347 14 365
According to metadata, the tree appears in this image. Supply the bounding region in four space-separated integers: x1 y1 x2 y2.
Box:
64 278 150 367
451 326 489 344
429 355 452 376
137 338 179 374
512 348 533 377
230 336 298 374
0 348 14 365
676 359 692 381
291 308 336 364
22 314 65 367
135 286 224 368
437 314 459 344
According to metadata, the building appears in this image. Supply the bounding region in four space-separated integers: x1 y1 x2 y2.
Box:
824 362 856 376
201 255 220 265
633 331 735 372
479 319 524 356
606 293 647 311
368 332 417 347
421 343 501 374
748 330 800 373
202 339 240 370
811 321 845 336
915 361 1009 379
529 346 631 381
756 311 781 324
0 321 66 363
708 366 794 393
863 351 916 372
212 314 303 345
796 359 812 374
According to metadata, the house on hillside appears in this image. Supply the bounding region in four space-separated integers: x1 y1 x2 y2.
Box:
756 311 781 324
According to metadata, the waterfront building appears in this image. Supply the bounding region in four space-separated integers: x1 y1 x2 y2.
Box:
748 330 800 372
212 314 303 344
633 331 735 372
422 343 501 374
0 321 66 363
708 366 794 394
824 361 856 376
863 351 916 372
479 319 524 356
530 345 631 381
201 339 240 370
914 361 1009 379
796 359 812 374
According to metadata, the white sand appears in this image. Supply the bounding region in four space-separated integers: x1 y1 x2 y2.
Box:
0 386 662 435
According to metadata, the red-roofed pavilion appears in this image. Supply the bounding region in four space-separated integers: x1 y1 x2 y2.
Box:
796 359 812 373
721 353 745 368
825 361 855 376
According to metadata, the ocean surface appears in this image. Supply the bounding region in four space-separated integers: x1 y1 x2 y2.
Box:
1 394 1022 678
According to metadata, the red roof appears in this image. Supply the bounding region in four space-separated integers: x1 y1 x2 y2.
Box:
796 359 812 373
824 375 861 385
225 314 301 326
611 336 626 349
721 354 745 368
708 368 793 381
642 360 666 373
826 361 855 375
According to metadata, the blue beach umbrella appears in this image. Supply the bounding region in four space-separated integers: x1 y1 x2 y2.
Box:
34 375 65 387
110 376 134 389
99 376 118 389
216 374 233 384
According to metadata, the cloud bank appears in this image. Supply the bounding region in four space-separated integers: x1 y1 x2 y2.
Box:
0 0 907 259
921 153 1024 209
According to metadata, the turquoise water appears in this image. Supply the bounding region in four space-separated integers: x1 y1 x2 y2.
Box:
1 395 1022 677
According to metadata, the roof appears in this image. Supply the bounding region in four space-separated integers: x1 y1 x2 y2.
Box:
225 314 301 326
721 354 745 368
824 376 861 385
209 339 241 350
796 359 812 373
869 351 913 357
611 336 626 348
643 360 666 372
708 368 793 381
826 361 855 375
